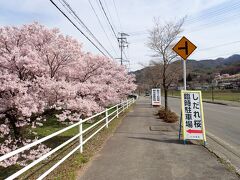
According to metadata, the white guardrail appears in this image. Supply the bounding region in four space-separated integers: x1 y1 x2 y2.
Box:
0 98 135 180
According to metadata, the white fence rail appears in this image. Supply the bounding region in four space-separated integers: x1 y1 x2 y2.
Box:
0 98 135 180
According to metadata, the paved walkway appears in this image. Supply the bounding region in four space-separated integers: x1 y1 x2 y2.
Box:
78 97 239 180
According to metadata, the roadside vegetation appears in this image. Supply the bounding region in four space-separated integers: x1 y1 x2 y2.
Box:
0 22 136 177
157 106 179 123
0 105 131 179
168 90 240 102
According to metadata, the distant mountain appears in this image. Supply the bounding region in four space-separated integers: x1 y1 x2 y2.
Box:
176 54 240 74
133 54 240 85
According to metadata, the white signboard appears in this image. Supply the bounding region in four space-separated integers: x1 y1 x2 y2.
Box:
181 90 206 141
151 88 161 106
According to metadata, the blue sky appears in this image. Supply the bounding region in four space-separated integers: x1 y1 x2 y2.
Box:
1 0 240 70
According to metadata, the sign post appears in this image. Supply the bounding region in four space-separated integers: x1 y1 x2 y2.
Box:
183 60 186 90
172 36 206 145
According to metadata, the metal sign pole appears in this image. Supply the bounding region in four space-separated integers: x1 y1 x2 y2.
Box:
179 58 187 144
173 36 196 145
183 59 187 144
183 59 187 90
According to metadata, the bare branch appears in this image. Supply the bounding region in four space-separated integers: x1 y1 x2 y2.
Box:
146 17 185 109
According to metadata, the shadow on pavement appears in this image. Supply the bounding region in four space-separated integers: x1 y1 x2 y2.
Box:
127 136 195 145
126 115 155 118
115 131 164 136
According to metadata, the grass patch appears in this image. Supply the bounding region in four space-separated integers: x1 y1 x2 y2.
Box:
168 90 240 102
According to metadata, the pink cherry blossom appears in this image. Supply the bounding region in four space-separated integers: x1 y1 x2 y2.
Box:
0 22 136 167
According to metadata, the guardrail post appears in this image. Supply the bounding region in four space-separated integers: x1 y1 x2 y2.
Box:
117 105 119 118
127 99 129 109
105 108 109 128
79 119 83 153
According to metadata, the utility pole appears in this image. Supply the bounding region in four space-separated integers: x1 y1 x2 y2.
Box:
118 33 129 65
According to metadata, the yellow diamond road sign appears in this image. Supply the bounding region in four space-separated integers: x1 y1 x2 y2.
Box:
172 36 197 60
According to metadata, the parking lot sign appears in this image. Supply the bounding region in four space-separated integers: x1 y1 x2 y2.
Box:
181 90 206 143
151 88 161 106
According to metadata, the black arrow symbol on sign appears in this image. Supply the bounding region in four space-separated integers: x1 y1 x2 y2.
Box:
178 41 188 55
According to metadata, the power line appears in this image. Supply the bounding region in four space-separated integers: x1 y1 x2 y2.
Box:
186 11 240 29
122 1 240 37
96 0 129 63
102 0 118 32
49 0 108 57
173 1 240 35
184 4 240 32
199 40 240 51
187 10 240 28
185 12 240 33
98 0 118 39
112 0 123 31
58 0 114 59
186 1 240 24
88 0 118 57
184 1 240 32
123 51 128 60
94 0 129 65
130 2 240 36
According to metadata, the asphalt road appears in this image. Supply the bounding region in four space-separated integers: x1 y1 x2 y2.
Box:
166 97 240 160
79 97 239 180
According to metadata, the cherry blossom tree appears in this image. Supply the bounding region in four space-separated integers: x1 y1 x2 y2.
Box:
0 22 136 167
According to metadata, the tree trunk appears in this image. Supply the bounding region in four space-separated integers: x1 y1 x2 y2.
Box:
163 60 168 111
164 88 168 111
5 112 21 140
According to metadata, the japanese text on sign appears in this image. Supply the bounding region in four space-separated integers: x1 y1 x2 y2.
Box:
181 91 206 140
152 88 161 106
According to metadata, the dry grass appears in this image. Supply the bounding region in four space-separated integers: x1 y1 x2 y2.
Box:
157 106 179 123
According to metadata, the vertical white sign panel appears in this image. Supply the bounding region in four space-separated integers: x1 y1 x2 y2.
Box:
151 88 161 106
181 91 206 141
